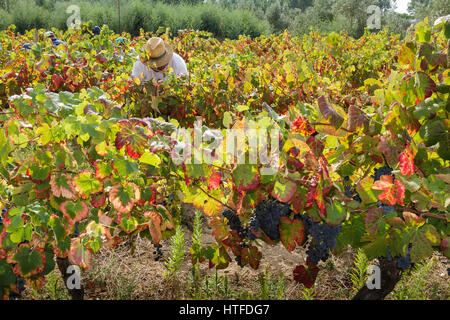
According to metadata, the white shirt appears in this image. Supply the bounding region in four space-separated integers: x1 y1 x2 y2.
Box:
434 15 450 26
131 52 188 82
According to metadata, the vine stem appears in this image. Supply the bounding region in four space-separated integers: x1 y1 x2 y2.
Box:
172 169 233 212
194 183 234 212
396 207 447 221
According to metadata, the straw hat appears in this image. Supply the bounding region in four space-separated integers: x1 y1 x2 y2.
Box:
140 37 173 70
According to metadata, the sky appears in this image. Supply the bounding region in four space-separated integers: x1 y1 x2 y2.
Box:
394 0 411 14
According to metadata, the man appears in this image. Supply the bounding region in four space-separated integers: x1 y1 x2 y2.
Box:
44 31 67 47
132 37 188 82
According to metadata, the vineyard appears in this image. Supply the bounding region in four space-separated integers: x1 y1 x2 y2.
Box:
0 19 449 301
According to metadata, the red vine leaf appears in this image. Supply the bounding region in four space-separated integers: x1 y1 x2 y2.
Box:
50 174 77 200
90 193 107 208
348 105 369 132
108 183 140 215
208 171 222 191
371 175 405 206
73 171 103 199
365 207 385 235
148 211 162 245
233 164 260 192
293 259 320 288
241 246 262 270
399 143 415 178
68 238 93 270
60 200 89 225
279 216 305 252
271 177 297 203
441 237 450 258
317 95 344 129
115 120 150 159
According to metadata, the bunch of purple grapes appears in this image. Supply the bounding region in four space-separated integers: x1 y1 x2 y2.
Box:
386 246 412 271
373 166 395 215
222 199 291 241
372 165 394 181
0 208 6 225
222 209 247 239
343 176 361 203
299 213 342 265
247 199 291 241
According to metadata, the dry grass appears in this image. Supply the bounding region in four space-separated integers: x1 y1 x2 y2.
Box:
72 225 449 300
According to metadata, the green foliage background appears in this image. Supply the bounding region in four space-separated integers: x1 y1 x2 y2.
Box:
0 0 447 38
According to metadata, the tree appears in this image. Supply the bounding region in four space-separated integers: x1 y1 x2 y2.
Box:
266 1 289 33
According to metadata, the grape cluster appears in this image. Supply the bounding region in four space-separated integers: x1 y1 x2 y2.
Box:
159 192 174 207
0 208 7 225
377 201 395 215
372 165 394 181
222 200 291 242
373 166 395 215
299 214 342 265
343 176 362 203
386 246 412 271
8 277 25 300
153 243 163 261
222 209 247 239
74 222 80 237
248 199 291 241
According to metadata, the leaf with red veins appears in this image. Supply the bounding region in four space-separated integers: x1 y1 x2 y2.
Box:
94 161 113 180
232 164 260 192
315 180 326 218
399 143 415 178
305 184 317 209
60 200 89 225
68 237 93 270
348 105 369 132
73 171 103 199
8 244 46 278
222 230 243 257
108 183 141 215
90 193 107 208
289 190 305 214
317 95 344 129
271 177 297 203
287 157 305 171
293 260 320 288
137 185 157 206
371 175 405 206
365 208 385 235
209 216 229 242
208 171 222 191
279 216 305 252
241 246 262 270
394 180 405 206
306 136 324 157
148 211 162 245
50 174 77 200
115 120 149 159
